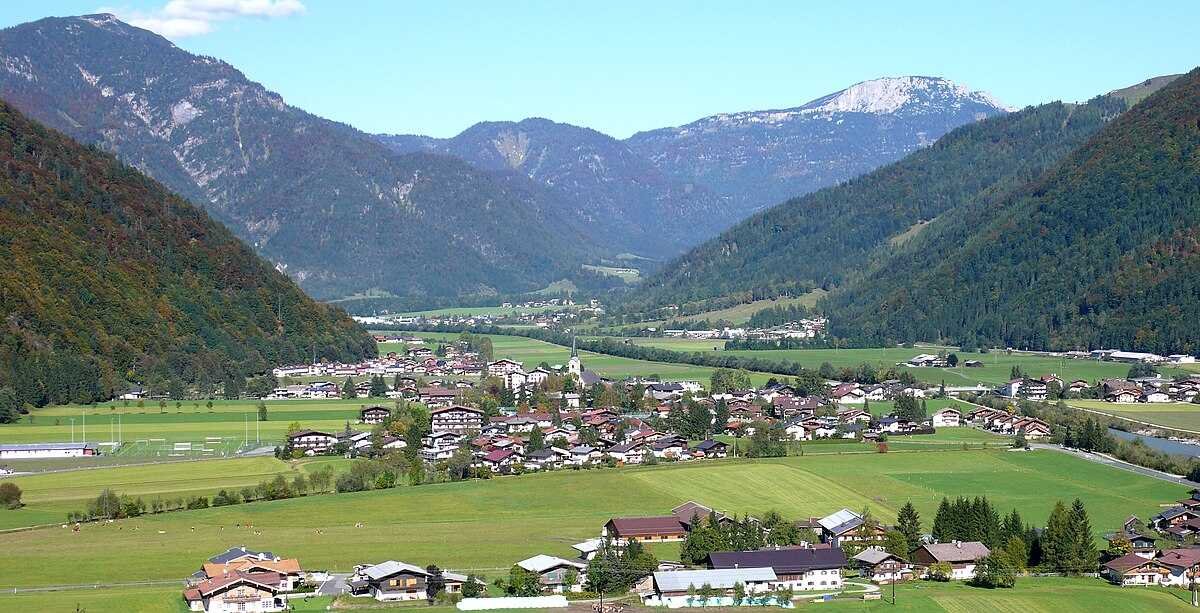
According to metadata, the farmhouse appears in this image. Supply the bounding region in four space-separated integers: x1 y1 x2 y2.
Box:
707 547 846 591
515 554 587 593
487 359 525 377
1103 553 1172 586
351 560 430 601
418 387 459 407
603 516 688 543
360 405 391 425
430 405 484 433
691 439 729 458
643 567 777 608
183 571 285 613
852 548 914 584
931 408 961 428
0 442 99 459
817 508 883 547
201 558 303 591
912 541 990 580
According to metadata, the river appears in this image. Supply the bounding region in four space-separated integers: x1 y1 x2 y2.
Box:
1109 427 1200 458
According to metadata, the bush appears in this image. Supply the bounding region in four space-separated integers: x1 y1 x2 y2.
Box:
0 482 21 509
185 496 210 510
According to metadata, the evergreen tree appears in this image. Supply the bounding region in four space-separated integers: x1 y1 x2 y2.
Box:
1041 500 1072 572
341 377 356 399
931 497 952 543
896 501 922 554
1067 498 1097 574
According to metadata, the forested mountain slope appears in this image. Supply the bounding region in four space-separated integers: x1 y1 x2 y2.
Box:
0 14 598 301
0 100 375 410
826 68 1200 353
625 94 1124 312
378 118 734 257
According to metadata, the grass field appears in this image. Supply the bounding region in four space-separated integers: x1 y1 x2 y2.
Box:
392 304 577 318
0 449 1183 591
1068 400 1200 432
0 456 348 530
607 341 1169 387
409 332 780 386
0 399 383 451
624 292 828 328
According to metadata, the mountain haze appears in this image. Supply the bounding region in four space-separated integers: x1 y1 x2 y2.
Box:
626 76 1012 216
0 14 599 301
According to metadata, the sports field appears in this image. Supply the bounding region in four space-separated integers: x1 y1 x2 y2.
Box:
1067 400 1200 432
0 449 1183 591
410 332 780 385
607 340 1165 387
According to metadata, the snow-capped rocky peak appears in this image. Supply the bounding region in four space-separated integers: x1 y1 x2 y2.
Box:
803 76 1012 115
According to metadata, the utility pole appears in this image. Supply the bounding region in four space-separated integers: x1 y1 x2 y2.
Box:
70 418 75 443
82 410 86 444
1191 564 1197 607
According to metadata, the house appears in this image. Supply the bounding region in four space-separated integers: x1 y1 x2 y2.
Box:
287 430 338 455
817 508 878 547
1104 531 1158 559
183 572 285 613
569 445 602 466
515 554 587 593
0 442 99 459
418 387 459 407
830 384 866 404
430 406 484 433
707 547 846 591
671 501 729 527
200 558 303 592
651 437 687 459
1143 390 1172 403
606 441 646 464
852 548 914 584
931 408 961 428
604 516 688 543
1102 553 1172 586
691 439 728 458
480 449 520 472
360 406 391 425
1155 548 1200 586
907 354 948 368
353 561 430 601
207 547 280 565
487 359 525 377
999 379 1047 400
572 538 604 561
643 567 777 608
912 541 990 580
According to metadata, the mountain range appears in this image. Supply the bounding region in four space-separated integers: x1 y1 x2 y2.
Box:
0 99 375 409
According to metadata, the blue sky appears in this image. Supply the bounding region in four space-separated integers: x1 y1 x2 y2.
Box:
4 1 1198 138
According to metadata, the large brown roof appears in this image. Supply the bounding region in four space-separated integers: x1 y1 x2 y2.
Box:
191 571 282 598
203 558 301 579
607 516 685 536
918 541 990 563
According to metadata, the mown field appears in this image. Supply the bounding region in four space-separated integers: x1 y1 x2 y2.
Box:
611 292 828 329
0 456 349 530
609 341 1164 387
1068 400 1200 432
392 304 576 318
0 399 384 451
409 332 780 385
0 449 1183 592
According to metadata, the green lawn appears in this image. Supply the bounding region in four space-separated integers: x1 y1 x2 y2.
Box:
0 449 1183 592
392 304 577 318
603 342 1170 387
615 292 828 328
1068 400 1200 432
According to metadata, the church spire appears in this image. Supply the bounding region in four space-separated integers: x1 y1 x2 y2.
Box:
571 335 577 357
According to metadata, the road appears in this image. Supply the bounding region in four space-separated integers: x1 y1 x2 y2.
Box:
317 573 350 596
1031 443 1199 487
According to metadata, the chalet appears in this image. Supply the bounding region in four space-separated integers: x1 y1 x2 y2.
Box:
418 387 459 407
671 501 729 527
352 561 430 601
207 547 280 565
651 437 687 460
646 382 686 401
606 441 646 464
287 430 338 455
907 354 948 368
691 439 728 458
569 445 602 466
999 379 1047 400
515 554 587 593
572 538 603 561
480 449 520 472
430 406 484 433
830 384 866 404
643 567 777 608
360 406 391 425
707 547 846 591
852 548 914 584
1102 553 1172 586
1068 379 1091 394
603 516 688 543
913 541 990 580
487 359 525 377
1155 548 1200 586
1011 417 1051 439
818 508 885 547
929 408 961 428
837 408 872 424
184 572 285 613
526 367 553 386
1143 390 1172 403
1150 506 1200 533
1104 530 1158 559
200 558 303 592
525 448 569 470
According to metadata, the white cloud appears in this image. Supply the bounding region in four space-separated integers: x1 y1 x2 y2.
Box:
105 0 306 38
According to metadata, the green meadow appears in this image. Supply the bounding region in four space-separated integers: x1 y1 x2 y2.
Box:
607 340 1164 387
0 449 1183 591
1068 400 1200 432
408 332 780 385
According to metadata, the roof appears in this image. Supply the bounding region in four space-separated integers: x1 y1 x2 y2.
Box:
517 554 586 573
203 558 301 578
672 501 721 525
362 560 429 581
695 439 727 451
1159 548 1200 569
207 546 278 564
573 538 603 554
192 571 282 597
483 449 516 462
852 548 904 565
653 568 776 592
918 542 990 563
1104 552 1162 574
607 516 686 536
432 405 483 415
818 508 863 535
288 429 335 439
708 548 847 573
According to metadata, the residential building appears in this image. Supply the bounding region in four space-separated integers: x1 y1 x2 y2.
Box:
603 516 688 543
707 547 846 591
912 541 990 580
931 408 961 428
430 406 484 434
360 406 391 425
183 571 285 613
643 568 777 608
515 554 587 593
353 561 430 601
852 548 913 584
287 430 338 455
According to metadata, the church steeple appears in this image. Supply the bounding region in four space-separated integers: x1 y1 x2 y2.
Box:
571 335 578 357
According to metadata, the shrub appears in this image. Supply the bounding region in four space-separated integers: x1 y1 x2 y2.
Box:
0 482 21 509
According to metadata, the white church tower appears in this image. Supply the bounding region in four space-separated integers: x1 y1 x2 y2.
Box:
567 336 582 377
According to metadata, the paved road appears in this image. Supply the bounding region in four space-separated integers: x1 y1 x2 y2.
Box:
1031 443 1200 487
317 573 350 596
